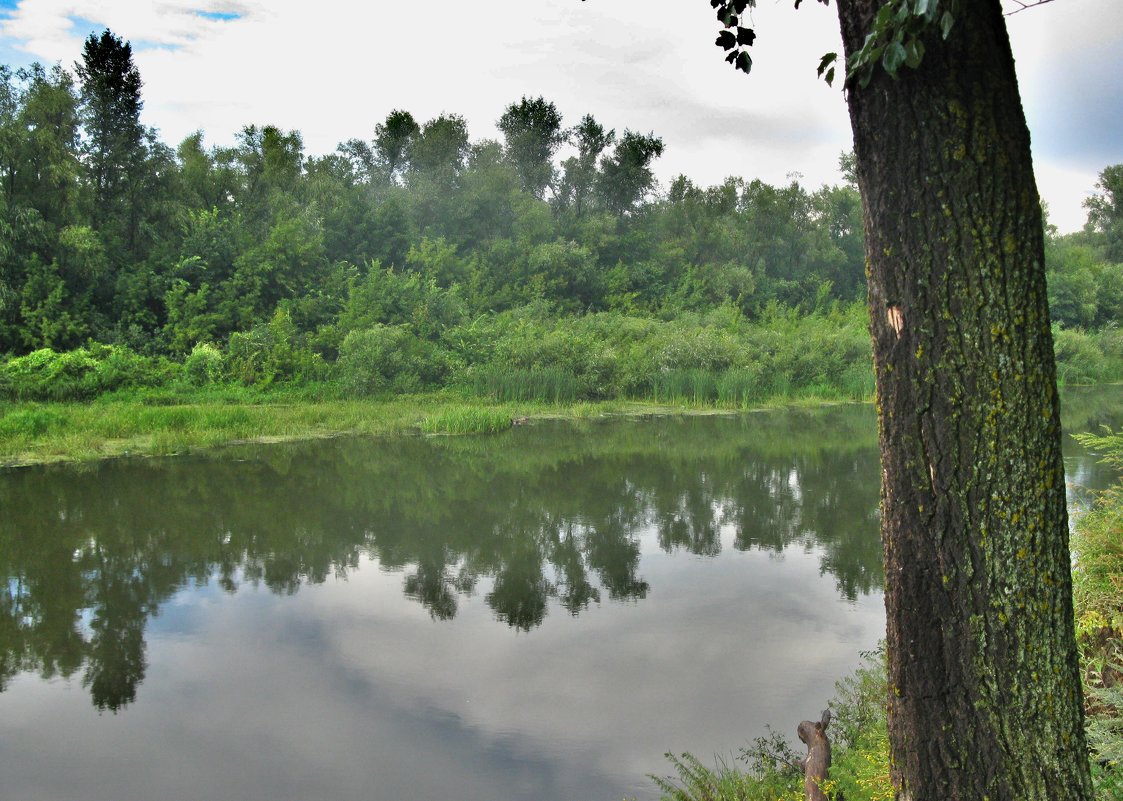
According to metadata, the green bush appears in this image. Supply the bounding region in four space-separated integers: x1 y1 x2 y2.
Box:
183 342 225 386
335 324 455 395
226 309 326 386
1055 327 1109 385
0 344 177 401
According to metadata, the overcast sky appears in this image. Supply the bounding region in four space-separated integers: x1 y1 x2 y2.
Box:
0 0 1119 232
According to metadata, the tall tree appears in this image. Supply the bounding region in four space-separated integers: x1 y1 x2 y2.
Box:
705 1 1092 799
75 29 144 247
1084 164 1123 263
497 95 566 199
596 129 664 217
408 113 470 187
373 109 420 185
556 113 614 219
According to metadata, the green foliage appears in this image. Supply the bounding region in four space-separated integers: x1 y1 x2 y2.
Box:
183 342 225 386
0 406 67 438
335 324 454 395
469 366 581 403
225 308 325 386
0 344 176 401
653 751 795 801
1 33 1120 424
1053 326 1118 385
844 0 954 88
653 648 890 801
497 96 566 199
1071 429 1123 799
1085 164 1123 263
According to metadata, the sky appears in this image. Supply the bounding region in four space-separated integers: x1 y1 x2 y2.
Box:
0 0 1119 233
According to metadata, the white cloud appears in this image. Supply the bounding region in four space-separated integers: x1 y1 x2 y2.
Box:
0 0 1120 232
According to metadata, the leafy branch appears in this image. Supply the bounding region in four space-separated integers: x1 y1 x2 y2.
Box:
844 0 958 88
710 0 759 75
708 0 957 89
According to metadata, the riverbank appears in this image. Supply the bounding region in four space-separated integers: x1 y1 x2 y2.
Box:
0 388 872 468
2 382 1118 469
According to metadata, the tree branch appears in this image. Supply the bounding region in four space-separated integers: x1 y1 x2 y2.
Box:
1004 0 1058 16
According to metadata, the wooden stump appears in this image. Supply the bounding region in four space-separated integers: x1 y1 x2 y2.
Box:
795 709 832 801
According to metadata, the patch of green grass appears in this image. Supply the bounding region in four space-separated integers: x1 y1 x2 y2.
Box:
420 406 513 435
0 407 67 438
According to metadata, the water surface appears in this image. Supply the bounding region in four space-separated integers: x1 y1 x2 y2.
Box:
1 390 1119 801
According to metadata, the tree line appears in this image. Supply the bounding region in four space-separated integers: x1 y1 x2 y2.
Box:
0 29 1119 399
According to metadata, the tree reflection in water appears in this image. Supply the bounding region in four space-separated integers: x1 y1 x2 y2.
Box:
4 406 896 711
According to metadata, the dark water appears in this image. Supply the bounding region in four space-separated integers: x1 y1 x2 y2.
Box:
1 389 1119 801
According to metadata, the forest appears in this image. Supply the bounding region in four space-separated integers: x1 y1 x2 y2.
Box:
1 30 1121 406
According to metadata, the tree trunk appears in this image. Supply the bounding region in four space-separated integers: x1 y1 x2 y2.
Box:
832 2 1093 799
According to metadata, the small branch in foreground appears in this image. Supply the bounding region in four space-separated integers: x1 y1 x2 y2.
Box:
1004 0 1058 15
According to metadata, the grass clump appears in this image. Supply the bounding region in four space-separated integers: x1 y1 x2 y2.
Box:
420 406 513 435
469 366 581 404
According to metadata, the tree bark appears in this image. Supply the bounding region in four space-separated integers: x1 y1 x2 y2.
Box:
832 2 1093 799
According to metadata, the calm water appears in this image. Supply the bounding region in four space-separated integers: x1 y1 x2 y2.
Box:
1 390 1120 801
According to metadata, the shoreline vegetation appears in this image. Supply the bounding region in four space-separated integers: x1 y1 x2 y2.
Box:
0 388 874 469
2 311 1120 468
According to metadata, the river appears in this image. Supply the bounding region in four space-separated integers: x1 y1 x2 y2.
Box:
1 389 1119 800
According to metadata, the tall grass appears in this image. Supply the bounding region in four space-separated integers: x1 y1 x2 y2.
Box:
643 366 871 409
420 406 513 435
469 366 580 403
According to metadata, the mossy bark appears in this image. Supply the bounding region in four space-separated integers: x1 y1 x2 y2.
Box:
833 2 1093 799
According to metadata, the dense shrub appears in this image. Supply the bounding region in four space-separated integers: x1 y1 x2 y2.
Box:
226 309 326 386
0 344 177 401
183 343 225 386
335 324 456 394
1054 327 1111 385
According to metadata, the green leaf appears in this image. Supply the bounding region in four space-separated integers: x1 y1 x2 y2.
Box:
716 30 736 50
874 3 894 32
904 39 925 69
817 51 838 78
940 9 954 39
882 41 907 75
824 66 836 87
913 0 930 15
735 51 752 73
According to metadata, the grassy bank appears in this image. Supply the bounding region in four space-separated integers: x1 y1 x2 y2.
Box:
0 389 876 467
0 390 645 467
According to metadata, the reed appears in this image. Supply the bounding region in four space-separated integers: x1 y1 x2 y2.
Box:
470 366 581 403
420 406 513 435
